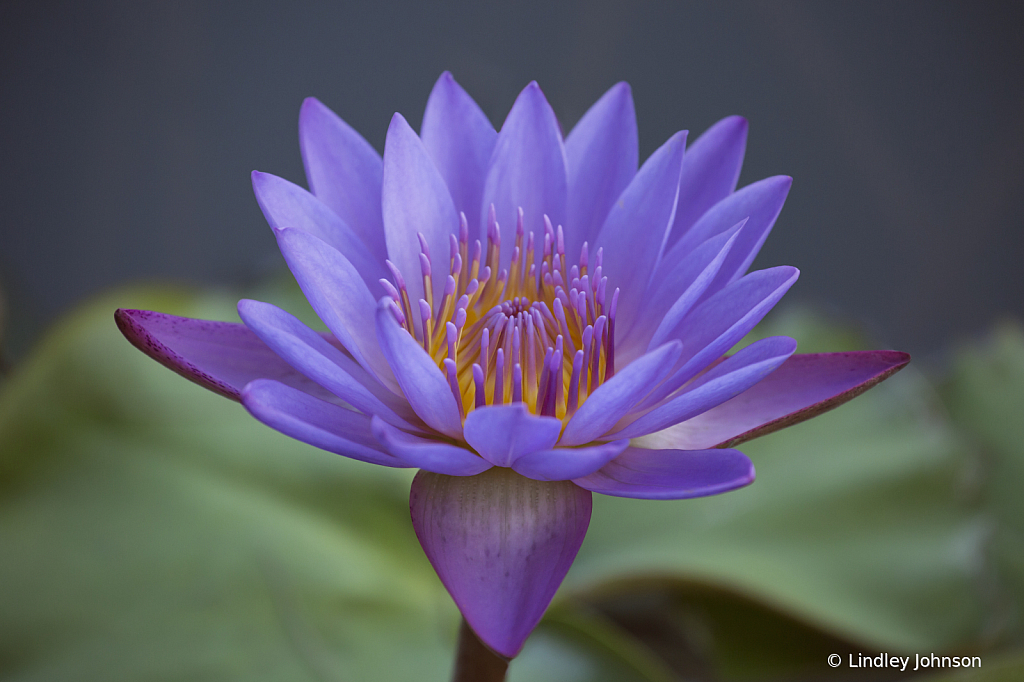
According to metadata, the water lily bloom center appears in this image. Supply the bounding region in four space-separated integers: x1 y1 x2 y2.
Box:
386 206 617 422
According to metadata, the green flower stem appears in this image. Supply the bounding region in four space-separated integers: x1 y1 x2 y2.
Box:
452 619 509 682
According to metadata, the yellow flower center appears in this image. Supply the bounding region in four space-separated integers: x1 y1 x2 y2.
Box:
384 209 618 422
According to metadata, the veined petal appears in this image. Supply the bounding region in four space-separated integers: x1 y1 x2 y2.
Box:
251 171 386 287
481 81 567 270
410 468 592 658
595 130 686 337
463 403 562 468
573 447 754 500
115 309 331 402
613 336 797 439
382 112 461 308
375 299 463 439
661 175 792 299
666 116 748 249
634 350 911 450
242 379 405 467
372 416 490 476
643 266 799 406
299 97 387 262
237 299 423 432
560 341 682 446
513 440 629 482
275 227 398 392
564 82 638 260
421 71 497 234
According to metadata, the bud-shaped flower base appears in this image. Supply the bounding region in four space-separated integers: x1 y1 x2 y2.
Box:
409 467 593 658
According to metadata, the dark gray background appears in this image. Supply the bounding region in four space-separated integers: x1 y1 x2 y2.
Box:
1 1 1021 360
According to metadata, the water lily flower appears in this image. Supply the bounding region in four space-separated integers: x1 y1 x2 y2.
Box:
115 73 909 666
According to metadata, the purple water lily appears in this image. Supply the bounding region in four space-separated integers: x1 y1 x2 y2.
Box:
116 73 908 666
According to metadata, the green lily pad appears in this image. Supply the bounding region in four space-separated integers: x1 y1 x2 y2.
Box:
0 287 461 681
917 652 1024 681
940 321 1024 644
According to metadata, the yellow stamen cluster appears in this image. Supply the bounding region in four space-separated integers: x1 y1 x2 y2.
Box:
382 208 618 422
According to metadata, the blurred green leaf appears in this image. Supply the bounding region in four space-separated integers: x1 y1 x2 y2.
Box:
511 613 676 682
940 321 1024 643
919 652 1024 681
566 309 992 672
0 287 461 681
565 580 909 682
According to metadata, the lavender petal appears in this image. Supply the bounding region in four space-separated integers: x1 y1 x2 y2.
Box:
481 81 567 270
237 299 423 432
371 416 490 475
275 227 398 392
382 113 461 308
251 171 386 287
613 336 797 439
375 298 463 439
463 403 562 467
666 116 748 249
115 309 332 402
421 71 497 235
595 130 686 337
298 97 387 262
560 341 682 446
564 82 638 261
619 222 742 358
242 379 406 467
573 446 754 500
645 266 800 405
512 440 629 482
660 175 792 300
634 350 911 450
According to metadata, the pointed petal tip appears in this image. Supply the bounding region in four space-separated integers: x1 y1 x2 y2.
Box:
386 112 416 142
700 349 914 449
298 97 330 131
718 114 749 132
738 461 756 489
114 308 145 349
388 110 409 129
669 130 689 148
774 174 794 190
514 80 552 108
300 96 325 114
872 349 911 371
114 309 243 401
776 264 800 281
